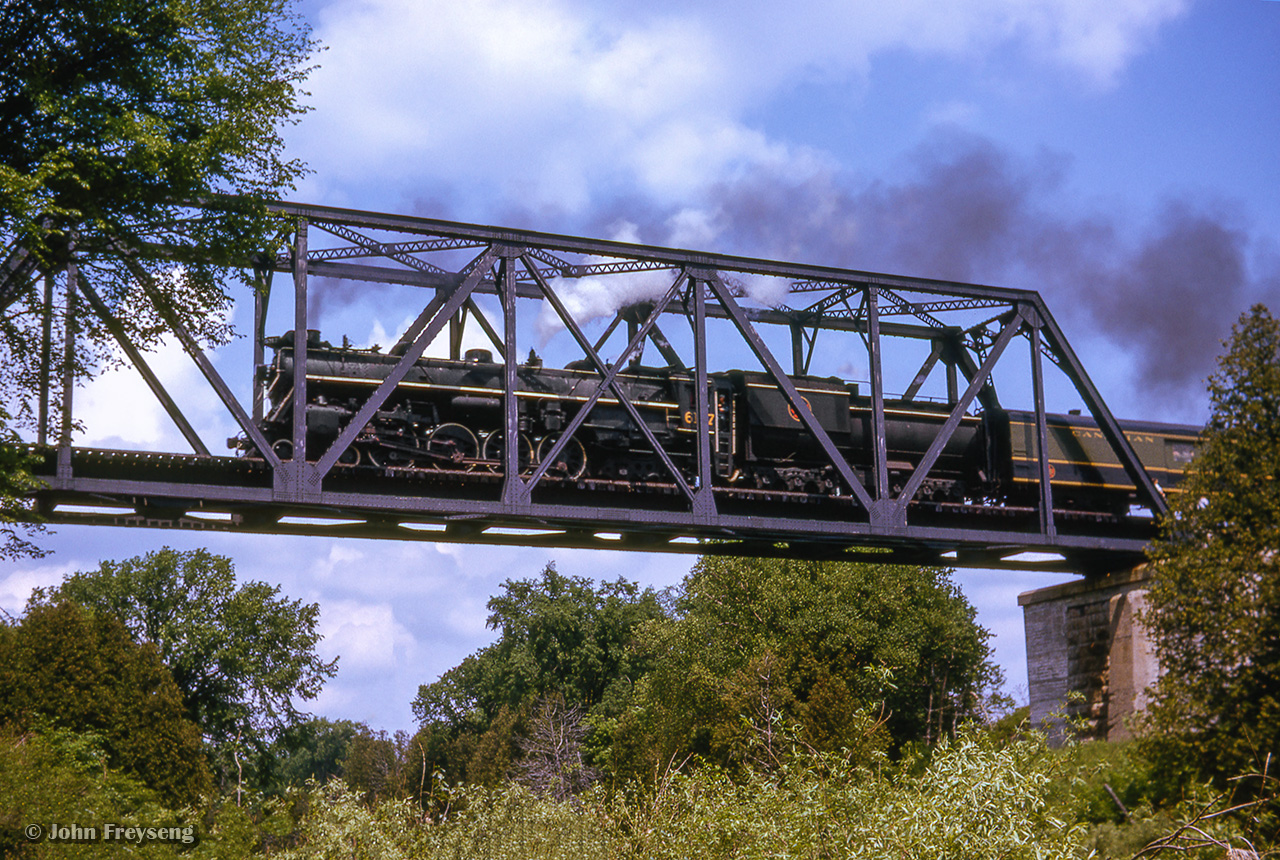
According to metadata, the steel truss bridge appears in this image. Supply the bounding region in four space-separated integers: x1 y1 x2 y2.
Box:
4 201 1172 573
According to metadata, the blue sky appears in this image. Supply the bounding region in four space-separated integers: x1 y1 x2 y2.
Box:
3 0 1278 735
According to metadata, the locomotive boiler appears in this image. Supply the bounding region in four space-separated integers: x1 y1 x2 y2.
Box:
243 330 1199 516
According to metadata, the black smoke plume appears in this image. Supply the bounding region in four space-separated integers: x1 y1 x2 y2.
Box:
622 133 1275 417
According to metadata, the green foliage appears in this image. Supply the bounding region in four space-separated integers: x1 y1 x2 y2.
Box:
620 728 1087 860
412 558 999 791
617 557 1001 779
260 718 363 794
7 720 1267 859
31 547 338 753
415 563 669 725
0 0 312 258
270 726 1093 860
411 563 668 786
0 406 46 559
277 779 621 860
0 726 198 859
0 0 314 450
1140 304 1280 793
0 602 210 806
343 728 414 805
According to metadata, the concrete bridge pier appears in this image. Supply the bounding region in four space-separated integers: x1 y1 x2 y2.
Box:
1020 566 1158 741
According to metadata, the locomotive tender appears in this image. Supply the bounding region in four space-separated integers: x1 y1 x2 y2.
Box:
248 330 1199 516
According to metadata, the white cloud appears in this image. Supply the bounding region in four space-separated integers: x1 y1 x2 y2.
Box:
309 543 366 581
0 559 78 616
74 336 239 455
293 0 1188 213
318 599 417 672
1000 0 1190 84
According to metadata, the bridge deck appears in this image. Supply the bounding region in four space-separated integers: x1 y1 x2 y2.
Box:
28 445 1153 573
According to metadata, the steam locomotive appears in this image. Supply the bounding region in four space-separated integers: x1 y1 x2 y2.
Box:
244 330 1199 515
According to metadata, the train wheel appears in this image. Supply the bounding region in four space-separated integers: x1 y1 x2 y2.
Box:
337 445 361 466
536 435 587 480
271 438 293 461
481 430 534 475
426 423 478 471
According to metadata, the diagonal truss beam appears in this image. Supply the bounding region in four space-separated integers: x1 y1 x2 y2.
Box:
0 242 38 312
706 272 876 515
1034 298 1167 515
902 340 946 402
317 222 451 275
314 246 501 479
125 258 282 470
896 309 1025 506
522 269 691 498
520 257 695 501
78 279 211 456
463 297 505 355
305 233 483 266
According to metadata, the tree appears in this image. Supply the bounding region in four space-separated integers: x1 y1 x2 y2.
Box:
617 557 1001 779
0 0 314 440
30 547 338 751
0 0 315 559
343 727 412 804
411 564 669 785
514 694 601 801
0 0 313 262
1139 304 1280 788
0 601 211 805
263 717 363 793
0 407 46 559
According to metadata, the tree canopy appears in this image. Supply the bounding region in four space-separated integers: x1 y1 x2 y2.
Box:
0 601 211 805
414 564 669 730
1139 303 1280 788
0 408 45 559
411 564 669 786
615 557 1001 778
0 0 313 264
31 547 338 751
411 558 1000 789
0 0 315 450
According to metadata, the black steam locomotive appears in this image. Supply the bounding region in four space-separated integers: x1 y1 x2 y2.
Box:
245 330 1199 515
